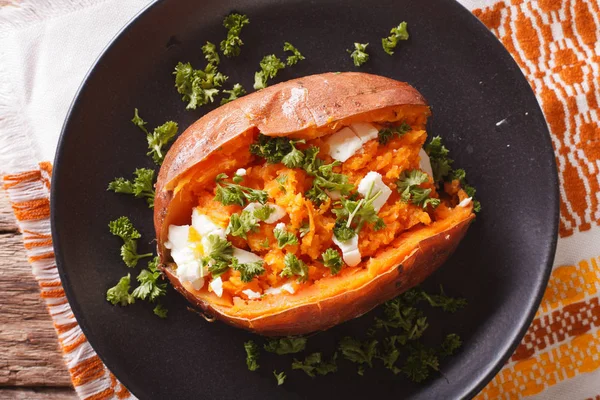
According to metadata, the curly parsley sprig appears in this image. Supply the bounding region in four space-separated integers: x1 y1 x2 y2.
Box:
382 21 409 55
108 168 155 208
220 13 250 57
214 173 268 206
348 42 369 67
131 108 179 164
108 216 152 268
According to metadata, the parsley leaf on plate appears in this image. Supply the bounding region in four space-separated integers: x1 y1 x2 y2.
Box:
173 62 228 110
202 41 220 65
382 21 409 55
220 13 250 57
280 253 308 282
214 173 267 206
220 83 246 105
322 248 343 275
254 54 286 90
292 353 338 377
153 304 168 319
420 285 468 313
131 108 179 164
273 370 286 385
348 42 369 67
338 337 378 371
132 267 167 302
401 344 439 383
424 136 452 183
106 274 135 306
244 340 260 371
108 216 152 268
283 42 305 66
264 336 307 355
378 122 412 145
108 168 155 208
274 225 299 248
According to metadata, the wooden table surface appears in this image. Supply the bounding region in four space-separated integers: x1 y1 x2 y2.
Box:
0 192 77 399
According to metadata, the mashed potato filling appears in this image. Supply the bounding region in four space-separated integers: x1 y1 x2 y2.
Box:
164 122 467 305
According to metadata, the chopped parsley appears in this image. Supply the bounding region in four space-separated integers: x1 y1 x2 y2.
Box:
173 62 228 110
108 168 155 208
299 222 310 237
220 13 250 57
396 169 440 209
244 340 260 371
264 336 307 354
202 41 220 65
131 109 178 164
254 54 286 90
449 168 481 213
220 83 246 105
260 238 270 248
401 343 439 383
280 253 308 282
292 353 338 377
214 173 267 206
283 42 305 66
348 42 369 67
231 258 266 283
439 333 462 358
332 182 385 240
153 304 168 319
274 225 299 248
378 122 412 145
250 134 295 164
205 235 234 277
273 370 286 385
132 264 167 302
276 174 288 193
303 147 354 205
108 216 152 268
106 274 135 306
382 21 409 55
338 337 378 374
420 285 467 313
322 248 343 275
253 204 275 221
227 211 260 239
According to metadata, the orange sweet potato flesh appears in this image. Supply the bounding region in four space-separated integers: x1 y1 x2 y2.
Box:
154 72 474 336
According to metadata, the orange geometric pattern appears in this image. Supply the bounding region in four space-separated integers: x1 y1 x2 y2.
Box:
474 0 600 238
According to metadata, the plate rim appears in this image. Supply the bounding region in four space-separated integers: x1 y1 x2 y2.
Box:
50 0 560 398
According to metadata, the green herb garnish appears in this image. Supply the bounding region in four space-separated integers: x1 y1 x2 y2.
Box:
108 216 152 268
396 169 440 209
273 370 286 385
244 340 260 371
173 62 228 110
220 13 250 57
131 109 178 164
424 136 452 183
227 211 260 239
221 83 246 105
108 168 155 208
202 41 220 65
332 182 384 240
348 42 369 67
254 54 286 90
322 248 343 275
338 337 378 374
153 304 168 318
264 337 307 355
378 122 412 145
106 274 135 306
274 225 299 248
280 253 308 282
292 353 338 377
382 21 409 55
283 42 305 66
232 257 266 283
214 173 267 206
131 260 167 302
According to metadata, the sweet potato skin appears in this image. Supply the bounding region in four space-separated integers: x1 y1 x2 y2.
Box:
163 213 473 336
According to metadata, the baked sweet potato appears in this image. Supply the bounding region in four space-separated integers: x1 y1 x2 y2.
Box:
154 72 474 336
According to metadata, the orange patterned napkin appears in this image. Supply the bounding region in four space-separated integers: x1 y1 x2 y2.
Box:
0 1 598 399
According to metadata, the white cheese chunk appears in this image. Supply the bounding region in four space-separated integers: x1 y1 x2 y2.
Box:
419 149 434 178
165 224 206 290
275 222 286 231
332 235 361 267
326 127 364 162
350 123 379 144
357 171 392 212
459 197 473 208
233 247 263 264
242 289 262 300
235 168 247 176
264 282 296 296
209 276 223 297
243 202 287 224
192 209 226 238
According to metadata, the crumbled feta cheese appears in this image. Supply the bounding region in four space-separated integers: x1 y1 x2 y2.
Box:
233 247 263 264
209 276 223 297
357 171 392 212
419 148 434 178
264 282 296 296
459 197 472 208
349 123 379 144
242 289 262 300
235 168 247 176
325 127 364 162
243 202 287 224
275 222 286 231
332 235 361 267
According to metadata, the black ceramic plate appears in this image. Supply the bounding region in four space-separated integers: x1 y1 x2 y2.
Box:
51 0 558 398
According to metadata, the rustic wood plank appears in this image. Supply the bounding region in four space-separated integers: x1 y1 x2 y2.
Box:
0 228 72 387
0 387 78 400
0 192 18 233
